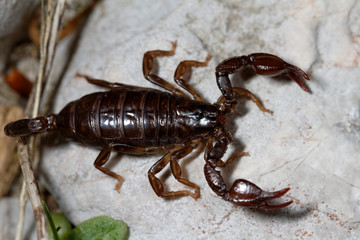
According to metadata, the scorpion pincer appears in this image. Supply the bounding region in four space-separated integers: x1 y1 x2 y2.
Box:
4 42 310 209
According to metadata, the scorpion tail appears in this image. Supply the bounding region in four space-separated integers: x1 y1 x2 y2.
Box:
4 115 56 137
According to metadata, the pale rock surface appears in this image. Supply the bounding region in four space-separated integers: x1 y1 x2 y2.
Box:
0 197 36 240
40 0 360 239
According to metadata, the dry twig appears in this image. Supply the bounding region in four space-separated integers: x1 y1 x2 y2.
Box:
15 0 66 240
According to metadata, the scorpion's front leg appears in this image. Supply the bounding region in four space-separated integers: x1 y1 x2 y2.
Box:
143 42 187 96
216 53 310 100
204 130 293 209
173 55 211 101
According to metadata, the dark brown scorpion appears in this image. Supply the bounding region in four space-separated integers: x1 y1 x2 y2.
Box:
4 42 310 209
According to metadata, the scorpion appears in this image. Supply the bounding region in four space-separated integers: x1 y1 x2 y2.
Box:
4 42 310 209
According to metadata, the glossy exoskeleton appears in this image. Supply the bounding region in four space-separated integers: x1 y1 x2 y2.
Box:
4 42 310 209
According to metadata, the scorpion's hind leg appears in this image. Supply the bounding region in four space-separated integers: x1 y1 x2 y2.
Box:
148 144 200 200
174 55 211 101
94 144 165 192
76 73 147 90
142 42 187 96
204 129 293 210
94 144 124 192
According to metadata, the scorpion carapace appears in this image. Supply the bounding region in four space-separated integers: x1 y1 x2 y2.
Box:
4 42 310 209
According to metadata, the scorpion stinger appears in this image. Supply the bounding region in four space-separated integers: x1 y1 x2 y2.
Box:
4 115 57 137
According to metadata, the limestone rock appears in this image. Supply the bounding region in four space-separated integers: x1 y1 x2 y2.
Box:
40 1 360 239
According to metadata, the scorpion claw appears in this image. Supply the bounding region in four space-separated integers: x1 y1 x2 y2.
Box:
226 179 292 209
287 65 311 93
257 199 293 210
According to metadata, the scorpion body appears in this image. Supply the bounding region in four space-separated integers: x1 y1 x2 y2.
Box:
4 42 310 209
56 89 219 147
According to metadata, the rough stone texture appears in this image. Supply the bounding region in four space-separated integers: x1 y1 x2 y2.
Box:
40 0 360 239
0 197 36 240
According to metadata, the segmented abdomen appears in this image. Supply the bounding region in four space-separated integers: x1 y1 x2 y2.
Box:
56 89 216 147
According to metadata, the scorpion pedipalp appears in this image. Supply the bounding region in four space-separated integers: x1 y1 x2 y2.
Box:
247 53 310 93
227 179 293 210
215 53 311 100
286 65 311 93
204 160 292 210
204 128 293 210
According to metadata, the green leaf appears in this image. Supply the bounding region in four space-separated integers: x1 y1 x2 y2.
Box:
50 213 72 240
42 201 60 240
67 216 128 240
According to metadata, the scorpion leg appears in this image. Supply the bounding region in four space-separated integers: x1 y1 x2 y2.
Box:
143 42 187 96
216 53 310 100
217 152 250 168
204 129 293 209
216 87 273 114
76 73 150 90
148 144 200 199
94 144 165 192
76 73 129 88
173 55 211 101
94 144 124 192
169 141 201 199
